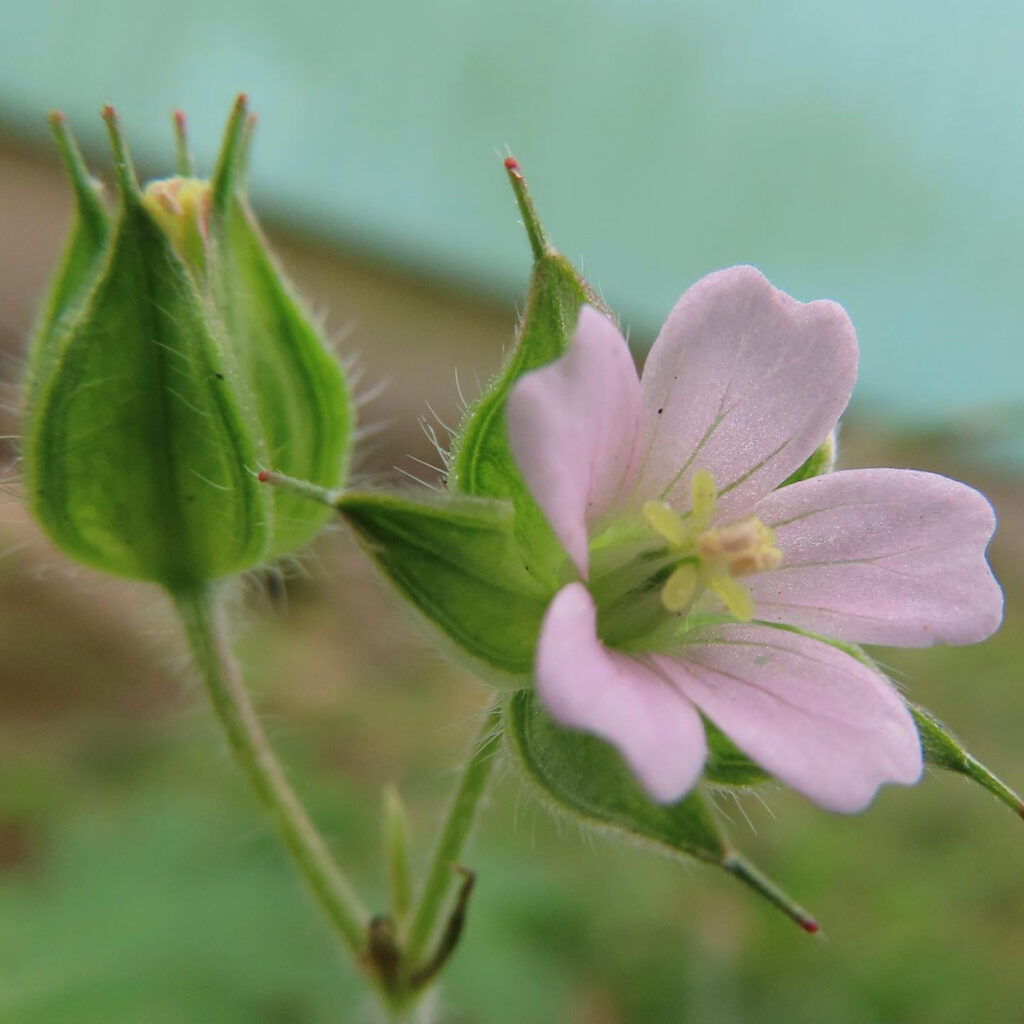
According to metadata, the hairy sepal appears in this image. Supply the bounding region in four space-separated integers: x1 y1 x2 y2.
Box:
449 207 595 589
212 194 352 558
23 190 267 586
337 490 554 679
504 690 819 930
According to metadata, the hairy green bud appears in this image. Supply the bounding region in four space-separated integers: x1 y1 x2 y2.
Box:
21 97 351 588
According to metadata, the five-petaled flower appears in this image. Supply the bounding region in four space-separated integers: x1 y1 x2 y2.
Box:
506 266 1003 813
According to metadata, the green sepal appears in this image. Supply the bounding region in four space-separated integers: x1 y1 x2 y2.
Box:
336 491 553 679
448 160 597 588
22 111 268 587
206 107 351 556
504 690 820 932
780 430 836 487
703 721 772 787
25 113 111 393
911 704 1024 820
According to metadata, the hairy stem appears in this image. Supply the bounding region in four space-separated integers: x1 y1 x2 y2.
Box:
403 705 503 968
173 583 369 958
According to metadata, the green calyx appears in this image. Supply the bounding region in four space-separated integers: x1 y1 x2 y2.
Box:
448 156 602 591
336 490 552 682
333 158 598 678
504 690 821 933
21 97 351 587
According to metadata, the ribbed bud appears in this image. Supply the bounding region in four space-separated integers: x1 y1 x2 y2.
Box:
21 97 351 587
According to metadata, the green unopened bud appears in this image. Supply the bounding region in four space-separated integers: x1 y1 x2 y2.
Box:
21 97 351 588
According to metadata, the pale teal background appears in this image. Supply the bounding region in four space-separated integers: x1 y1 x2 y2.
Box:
1 0 1022 423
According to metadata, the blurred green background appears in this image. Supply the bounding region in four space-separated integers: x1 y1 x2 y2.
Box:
0 2 1022 1022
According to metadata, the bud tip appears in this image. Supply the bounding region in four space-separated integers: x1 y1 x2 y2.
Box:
504 155 526 184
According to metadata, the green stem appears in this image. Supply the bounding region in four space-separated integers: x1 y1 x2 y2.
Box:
173 583 369 958
403 705 503 968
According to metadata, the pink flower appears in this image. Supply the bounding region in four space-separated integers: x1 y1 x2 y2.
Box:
506 266 1003 813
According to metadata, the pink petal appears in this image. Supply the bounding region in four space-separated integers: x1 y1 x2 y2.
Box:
638 267 857 520
657 623 922 813
536 583 707 803
748 469 1003 646
507 306 643 577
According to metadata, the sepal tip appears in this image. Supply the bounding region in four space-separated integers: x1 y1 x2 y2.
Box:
503 153 548 261
722 853 821 937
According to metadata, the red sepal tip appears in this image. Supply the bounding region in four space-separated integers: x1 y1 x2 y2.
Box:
173 109 187 129
257 470 271 483
799 917 820 935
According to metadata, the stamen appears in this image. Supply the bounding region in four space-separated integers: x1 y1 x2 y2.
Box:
643 500 689 547
633 471 779 625
698 518 781 576
690 469 717 527
708 575 755 622
662 564 699 612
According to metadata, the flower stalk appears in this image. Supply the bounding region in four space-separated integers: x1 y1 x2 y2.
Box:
403 705 502 968
173 583 369 958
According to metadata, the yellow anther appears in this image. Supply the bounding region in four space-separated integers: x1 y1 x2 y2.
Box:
642 500 689 547
697 517 781 577
708 575 755 622
640 472 778 624
690 469 717 528
661 563 699 612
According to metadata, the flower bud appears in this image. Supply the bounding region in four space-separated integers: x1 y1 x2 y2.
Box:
21 97 351 588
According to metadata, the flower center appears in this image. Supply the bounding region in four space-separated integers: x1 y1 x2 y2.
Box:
641 470 781 622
